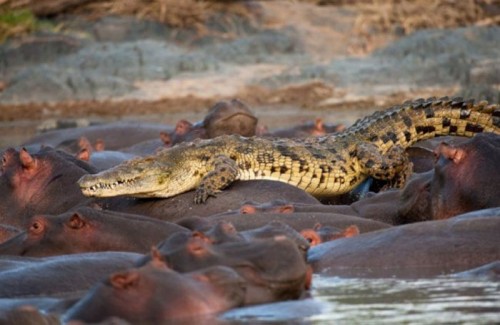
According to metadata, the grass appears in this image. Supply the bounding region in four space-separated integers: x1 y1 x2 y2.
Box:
0 8 55 42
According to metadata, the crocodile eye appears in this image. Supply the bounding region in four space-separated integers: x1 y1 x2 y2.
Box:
29 221 45 235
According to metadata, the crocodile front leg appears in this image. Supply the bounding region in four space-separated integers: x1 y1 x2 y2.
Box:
194 155 239 204
356 142 413 189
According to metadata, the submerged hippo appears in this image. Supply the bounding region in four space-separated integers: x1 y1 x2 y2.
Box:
308 208 500 278
0 207 188 256
138 232 310 305
0 252 142 299
64 250 246 323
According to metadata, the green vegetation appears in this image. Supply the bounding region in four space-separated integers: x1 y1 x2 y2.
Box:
0 9 53 43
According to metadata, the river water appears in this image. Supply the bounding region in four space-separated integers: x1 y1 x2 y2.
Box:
222 275 500 324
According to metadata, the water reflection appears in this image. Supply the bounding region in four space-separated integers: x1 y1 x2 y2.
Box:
310 276 500 323
222 276 499 323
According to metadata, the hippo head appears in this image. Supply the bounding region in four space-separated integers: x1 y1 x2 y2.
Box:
0 147 93 226
431 133 500 219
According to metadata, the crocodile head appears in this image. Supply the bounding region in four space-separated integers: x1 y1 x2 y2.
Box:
77 154 201 198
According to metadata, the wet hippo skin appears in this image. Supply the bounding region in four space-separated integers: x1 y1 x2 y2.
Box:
308 208 500 278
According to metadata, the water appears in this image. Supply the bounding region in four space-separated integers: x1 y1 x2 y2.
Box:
223 276 500 324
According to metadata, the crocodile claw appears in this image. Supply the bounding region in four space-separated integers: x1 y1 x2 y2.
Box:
194 188 217 204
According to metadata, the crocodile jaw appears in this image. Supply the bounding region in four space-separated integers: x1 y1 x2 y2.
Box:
77 157 181 198
78 172 167 198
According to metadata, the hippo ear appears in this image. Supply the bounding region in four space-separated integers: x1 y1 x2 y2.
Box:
159 132 172 146
435 143 466 164
19 148 36 170
219 221 237 235
94 139 105 151
1 149 15 171
278 204 295 214
68 213 86 229
78 137 92 151
315 118 325 132
192 231 211 243
175 120 193 135
76 148 90 162
300 229 321 246
313 223 322 231
342 225 360 238
240 204 256 214
150 246 169 269
110 271 140 290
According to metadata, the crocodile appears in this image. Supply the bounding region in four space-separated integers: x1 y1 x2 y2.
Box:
78 97 500 203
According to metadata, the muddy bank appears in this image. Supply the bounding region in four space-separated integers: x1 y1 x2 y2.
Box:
0 1 498 148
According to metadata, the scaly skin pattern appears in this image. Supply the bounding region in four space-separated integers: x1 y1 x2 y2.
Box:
78 97 500 203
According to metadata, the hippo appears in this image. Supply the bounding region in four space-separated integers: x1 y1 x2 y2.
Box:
0 207 188 256
265 118 344 138
308 208 500 278
105 180 321 222
169 119 206 146
223 170 433 225
0 252 142 298
0 147 95 227
202 98 258 138
139 232 310 305
450 261 500 281
431 132 500 220
180 211 390 234
120 133 172 156
192 220 310 257
300 224 360 247
405 136 471 173
76 137 138 171
23 121 173 151
64 250 246 323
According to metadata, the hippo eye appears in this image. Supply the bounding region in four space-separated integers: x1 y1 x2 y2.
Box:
29 221 44 234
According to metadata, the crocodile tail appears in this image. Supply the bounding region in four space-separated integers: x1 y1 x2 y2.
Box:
344 97 500 152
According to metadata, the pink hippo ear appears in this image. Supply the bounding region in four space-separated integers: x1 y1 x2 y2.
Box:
187 235 210 256
278 204 295 214
68 213 87 230
78 137 93 152
312 118 325 136
300 229 322 247
76 148 91 162
94 139 105 151
219 221 237 235
1 148 16 173
19 148 36 171
175 120 193 135
192 231 212 243
342 225 360 238
110 271 140 290
435 143 466 164
159 132 172 146
240 204 256 214
150 246 169 269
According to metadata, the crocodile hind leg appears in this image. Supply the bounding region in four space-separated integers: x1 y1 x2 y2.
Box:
194 155 239 204
357 142 414 189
